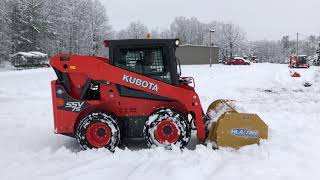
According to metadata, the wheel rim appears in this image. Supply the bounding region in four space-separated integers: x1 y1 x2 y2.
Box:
154 119 179 144
86 122 112 148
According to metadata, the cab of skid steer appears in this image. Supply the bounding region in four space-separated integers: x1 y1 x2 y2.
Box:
105 39 181 86
297 55 307 64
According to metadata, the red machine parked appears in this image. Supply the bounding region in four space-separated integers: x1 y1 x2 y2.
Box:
224 57 250 65
50 39 206 150
289 55 310 68
49 39 267 151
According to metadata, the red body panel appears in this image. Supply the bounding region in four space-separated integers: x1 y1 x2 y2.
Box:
225 59 246 65
50 54 206 142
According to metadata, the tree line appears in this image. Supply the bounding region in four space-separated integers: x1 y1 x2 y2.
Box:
116 17 246 60
0 0 111 61
249 35 320 63
1 0 319 64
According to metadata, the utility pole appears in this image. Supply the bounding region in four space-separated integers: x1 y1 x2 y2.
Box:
209 29 215 67
296 33 299 55
92 22 97 56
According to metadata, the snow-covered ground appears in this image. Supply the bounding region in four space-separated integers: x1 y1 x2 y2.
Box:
0 64 319 180
0 61 16 72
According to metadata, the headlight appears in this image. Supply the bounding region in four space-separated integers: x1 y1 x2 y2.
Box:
175 39 180 47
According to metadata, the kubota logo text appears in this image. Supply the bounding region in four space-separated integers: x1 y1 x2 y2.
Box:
123 74 159 92
65 102 84 112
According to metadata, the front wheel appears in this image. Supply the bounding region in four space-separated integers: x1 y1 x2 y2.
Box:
76 112 121 151
144 108 191 149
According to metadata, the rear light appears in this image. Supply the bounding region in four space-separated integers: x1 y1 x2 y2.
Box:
103 40 109 47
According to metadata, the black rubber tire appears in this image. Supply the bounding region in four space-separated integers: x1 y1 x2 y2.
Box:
144 108 191 149
76 111 121 151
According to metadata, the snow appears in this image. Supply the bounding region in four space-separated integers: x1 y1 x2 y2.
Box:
10 51 48 58
28 51 48 58
144 108 188 149
0 61 15 71
0 63 320 180
206 100 237 130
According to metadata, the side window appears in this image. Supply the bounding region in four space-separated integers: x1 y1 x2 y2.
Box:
115 47 172 84
116 49 142 72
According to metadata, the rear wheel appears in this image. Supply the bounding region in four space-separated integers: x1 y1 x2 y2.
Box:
76 112 121 151
144 108 191 149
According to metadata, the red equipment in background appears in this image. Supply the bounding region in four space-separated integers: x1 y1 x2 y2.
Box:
290 71 301 77
289 55 310 68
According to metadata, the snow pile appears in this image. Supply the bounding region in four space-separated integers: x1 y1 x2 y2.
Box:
0 61 16 71
10 51 48 58
206 100 238 130
0 64 320 180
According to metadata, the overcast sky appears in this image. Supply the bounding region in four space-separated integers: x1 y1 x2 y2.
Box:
103 0 320 41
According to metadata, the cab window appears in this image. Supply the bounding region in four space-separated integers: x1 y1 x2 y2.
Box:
115 47 172 84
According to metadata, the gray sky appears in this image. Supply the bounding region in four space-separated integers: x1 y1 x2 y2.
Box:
103 0 320 41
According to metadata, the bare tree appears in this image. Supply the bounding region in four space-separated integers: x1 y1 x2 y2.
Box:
220 23 246 58
170 16 189 43
170 16 207 45
188 17 207 45
89 0 113 55
3 3 318 65
300 35 319 56
150 28 173 39
0 0 11 63
159 29 173 39
117 21 148 39
40 0 112 56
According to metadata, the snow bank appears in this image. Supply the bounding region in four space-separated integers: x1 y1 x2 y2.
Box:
0 61 16 71
0 64 320 180
10 51 48 58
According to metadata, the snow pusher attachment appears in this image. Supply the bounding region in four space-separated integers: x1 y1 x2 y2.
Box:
206 99 268 149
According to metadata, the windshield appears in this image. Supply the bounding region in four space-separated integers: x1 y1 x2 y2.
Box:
114 47 172 84
298 56 306 64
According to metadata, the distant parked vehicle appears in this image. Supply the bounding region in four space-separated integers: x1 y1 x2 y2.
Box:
10 51 49 68
288 55 309 68
224 57 250 65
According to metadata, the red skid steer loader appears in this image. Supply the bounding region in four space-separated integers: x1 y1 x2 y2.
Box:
50 39 268 151
289 55 310 68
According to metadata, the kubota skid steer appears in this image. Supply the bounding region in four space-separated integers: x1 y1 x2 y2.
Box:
289 54 310 68
50 39 268 151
